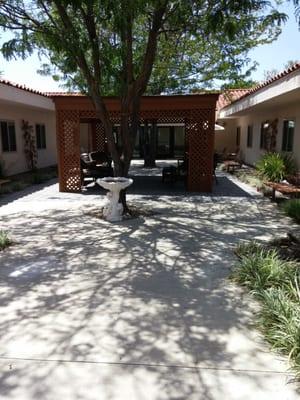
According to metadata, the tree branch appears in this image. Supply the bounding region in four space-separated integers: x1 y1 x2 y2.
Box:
134 1 168 96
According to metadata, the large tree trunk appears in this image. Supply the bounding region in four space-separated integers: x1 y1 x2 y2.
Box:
117 95 141 213
92 91 141 213
143 120 157 167
92 94 131 212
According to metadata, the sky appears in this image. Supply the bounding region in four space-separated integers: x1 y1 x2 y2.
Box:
0 2 299 92
248 2 300 81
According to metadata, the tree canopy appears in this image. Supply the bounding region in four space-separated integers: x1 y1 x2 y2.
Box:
0 0 289 193
0 1 287 95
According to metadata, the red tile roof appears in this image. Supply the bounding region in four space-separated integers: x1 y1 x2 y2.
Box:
216 89 251 110
46 91 220 97
0 78 49 97
46 92 84 97
220 62 300 109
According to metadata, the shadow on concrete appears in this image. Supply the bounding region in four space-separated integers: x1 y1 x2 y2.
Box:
0 179 58 208
0 195 298 399
83 174 252 198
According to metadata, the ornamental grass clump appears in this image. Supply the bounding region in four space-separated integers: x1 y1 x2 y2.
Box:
281 153 297 177
282 199 300 223
256 152 297 183
256 153 286 182
0 230 12 251
257 285 300 370
31 173 47 184
232 242 300 376
233 246 298 291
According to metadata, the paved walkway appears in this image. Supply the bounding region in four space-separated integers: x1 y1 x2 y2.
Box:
0 165 299 399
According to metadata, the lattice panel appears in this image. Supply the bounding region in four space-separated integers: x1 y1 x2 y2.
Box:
80 109 187 127
79 110 96 120
186 109 215 192
95 122 105 151
57 110 81 192
140 110 186 124
80 110 120 125
58 105 216 193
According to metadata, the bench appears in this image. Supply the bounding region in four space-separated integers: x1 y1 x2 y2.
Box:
265 181 300 201
223 160 241 173
0 179 11 188
162 166 177 183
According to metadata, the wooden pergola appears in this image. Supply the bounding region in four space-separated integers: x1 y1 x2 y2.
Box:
51 93 219 193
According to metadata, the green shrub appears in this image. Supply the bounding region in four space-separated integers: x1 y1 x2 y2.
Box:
30 172 56 184
256 153 286 182
237 172 264 189
281 153 298 177
47 170 58 179
235 241 262 258
256 152 297 182
0 185 13 195
232 241 300 376
282 199 300 223
31 173 47 184
10 182 29 192
41 173 53 181
232 246 298 291
0 161 4 178
258 287 300 368
0 230 12 251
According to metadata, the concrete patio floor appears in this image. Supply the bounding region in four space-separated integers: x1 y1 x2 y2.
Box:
0 164 299 399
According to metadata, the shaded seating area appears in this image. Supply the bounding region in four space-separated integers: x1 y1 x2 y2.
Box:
162 165 177 183
223 160 242 173
162 156 188 184
221 147 243 173
53 94 219 193
80 151 113 184
161 151 223 185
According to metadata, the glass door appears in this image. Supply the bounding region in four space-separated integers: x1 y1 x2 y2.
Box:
157 127 172 158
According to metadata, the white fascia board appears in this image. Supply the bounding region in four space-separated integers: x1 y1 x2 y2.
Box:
219 69 300 118
0 84 55 111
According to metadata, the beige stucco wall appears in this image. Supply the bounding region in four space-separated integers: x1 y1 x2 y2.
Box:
0 102 57 176
219 102 300 168
214 119 237 154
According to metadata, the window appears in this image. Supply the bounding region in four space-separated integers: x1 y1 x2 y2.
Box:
247 125 253 148
36 124 46 149
260 121 269 150
1 121 16 152
236 127 241 147
282 120 294 152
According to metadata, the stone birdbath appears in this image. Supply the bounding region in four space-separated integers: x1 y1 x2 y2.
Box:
97 177 133 222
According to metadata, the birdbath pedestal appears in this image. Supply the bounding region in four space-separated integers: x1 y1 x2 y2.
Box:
97 177 133 222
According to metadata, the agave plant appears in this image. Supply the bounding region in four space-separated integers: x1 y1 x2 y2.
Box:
256 152 297 183
281 153 298 177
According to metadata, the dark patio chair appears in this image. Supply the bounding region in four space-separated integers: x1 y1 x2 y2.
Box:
89 151 112 168
80 153 113 184
162 165 177 183
162 157 188 184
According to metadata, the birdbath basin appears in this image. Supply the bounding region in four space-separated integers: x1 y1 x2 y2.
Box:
97 177 133 222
